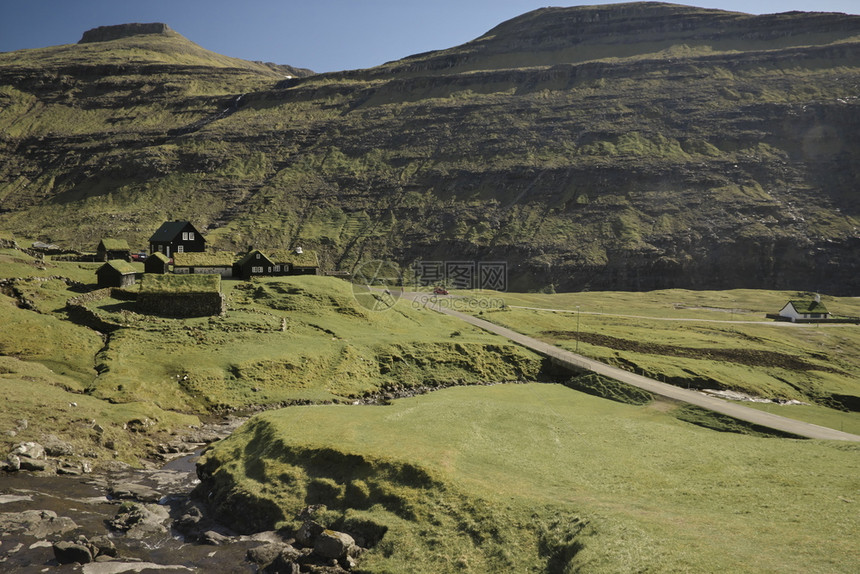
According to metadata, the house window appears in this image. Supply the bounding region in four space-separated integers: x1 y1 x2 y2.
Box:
177 245 184 253
252 266 263 273
274 265 281 272
182 232 195 241
256 253 261 259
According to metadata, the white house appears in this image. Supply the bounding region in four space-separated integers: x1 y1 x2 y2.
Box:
778 295 830 322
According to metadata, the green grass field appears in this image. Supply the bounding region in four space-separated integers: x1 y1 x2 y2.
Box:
199 383 860 573
0 244 541 465
451 288 860 434
2 236 859 571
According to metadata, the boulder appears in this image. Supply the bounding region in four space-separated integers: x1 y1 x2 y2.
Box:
200 529 231 545
11 441 45 460
174 499 205 534
247 542 288 566
89 535 118 557
109 482 162 502
6 453 21 471
314 530 355 560
53 541 93 564
108 502 170 538
0 509 77 538
264 557 301 574
295 519 325 547
43 434 75 456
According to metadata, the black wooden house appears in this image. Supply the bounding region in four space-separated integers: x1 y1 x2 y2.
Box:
234 250 277 280
149 221 205 258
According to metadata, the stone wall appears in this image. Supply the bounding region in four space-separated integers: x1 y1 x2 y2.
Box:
137 292 225 318
65 289 125 333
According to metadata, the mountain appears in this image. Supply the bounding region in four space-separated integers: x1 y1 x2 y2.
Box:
1 4 859 293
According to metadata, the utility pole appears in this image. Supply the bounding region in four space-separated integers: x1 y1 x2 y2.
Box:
576 305 581 354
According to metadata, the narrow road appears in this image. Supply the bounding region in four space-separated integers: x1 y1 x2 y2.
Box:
405 293 860 442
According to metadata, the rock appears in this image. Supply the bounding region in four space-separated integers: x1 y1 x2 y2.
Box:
174 500 205 534
201 529 231 545
125 418 155 432
43 434 75 456
109 502 169 538
247 542 285 566
109 482 162 503
262 546 304 574
57 464 82 476
18 455 49 472
314 530 355 560
6 453 21 471
343 554 358 569
248 542 301 568
89 535 118 557
295 519 325 547
0 509 77 538
53 541 93 564
264 557 301 574
11 441 45 460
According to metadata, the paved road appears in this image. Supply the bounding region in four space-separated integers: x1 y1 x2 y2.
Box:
405 293 860 442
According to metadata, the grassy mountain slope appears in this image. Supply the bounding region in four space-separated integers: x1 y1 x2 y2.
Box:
1 5 859 292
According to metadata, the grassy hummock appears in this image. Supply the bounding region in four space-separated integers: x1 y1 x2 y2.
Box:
197 383 860 573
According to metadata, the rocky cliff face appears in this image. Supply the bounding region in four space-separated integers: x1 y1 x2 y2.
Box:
0 3 858 293
79 23 174 43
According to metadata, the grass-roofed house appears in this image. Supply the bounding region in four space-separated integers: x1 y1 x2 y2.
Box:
778 295 831 322
234 249 276 280
233 247 320 280
276 247 319 276
144 251 171 274
173 252 235 277
96 260 137 288
137 274 225 317
97 238 130 262
149 220 205 258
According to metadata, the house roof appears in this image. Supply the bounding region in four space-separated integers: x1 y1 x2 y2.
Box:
148 252 170 264
149 220 201 243
173 252 235 267
236 250 275 267
787 300 829 314
100 259 136 275
99 238 129 251
269 249 319 267
140 273 220 294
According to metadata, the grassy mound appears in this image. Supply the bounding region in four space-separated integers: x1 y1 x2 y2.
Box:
197 384 860 573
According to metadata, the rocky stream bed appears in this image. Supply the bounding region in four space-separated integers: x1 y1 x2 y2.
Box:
1 418 366 573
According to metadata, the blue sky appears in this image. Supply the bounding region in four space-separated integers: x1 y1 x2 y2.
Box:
1 1 858 72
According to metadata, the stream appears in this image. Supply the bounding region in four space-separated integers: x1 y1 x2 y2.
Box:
0 449 272 573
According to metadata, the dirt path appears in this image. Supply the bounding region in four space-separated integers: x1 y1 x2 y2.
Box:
405 293 860 442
